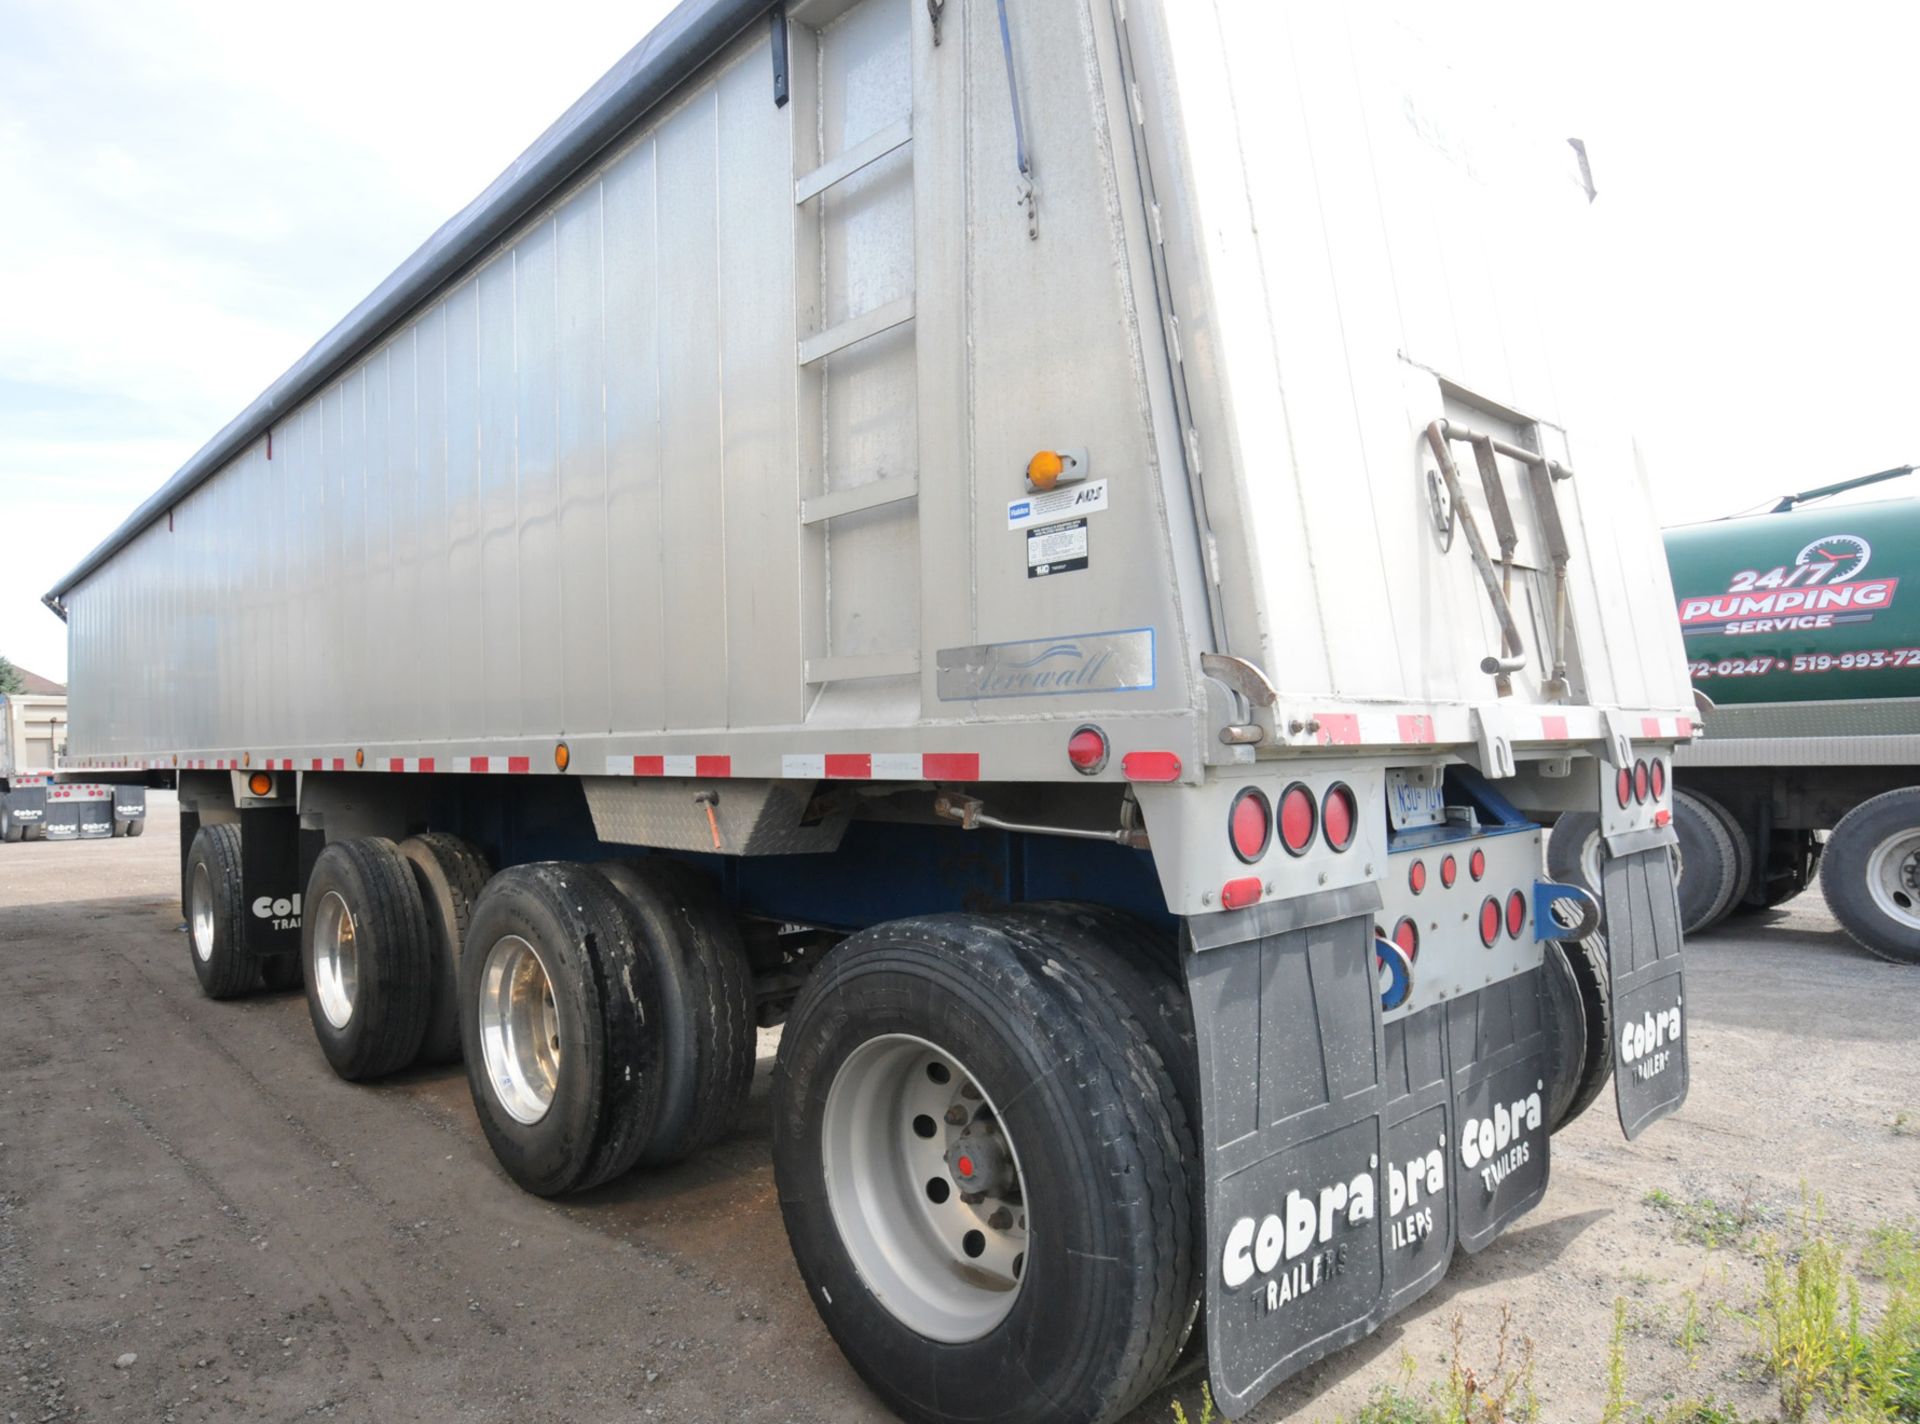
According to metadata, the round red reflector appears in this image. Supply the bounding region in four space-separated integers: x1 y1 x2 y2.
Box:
1066 725 1108 774
1506 890 1527 939
1392 917 1419 959
1634 760 1650 803
1409 860 1427 894
1650 758 1666 799
1229 788 1271 863
1278 783 1316 855
1440 855 1458 888
1321 782 1357 851
1469 848 1486 881
1479 897 1501 946
1617 768 1634 808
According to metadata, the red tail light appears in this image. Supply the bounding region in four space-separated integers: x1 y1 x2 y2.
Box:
1123 750 1182 783
1650 758 1666 799
1633 759 1649 803
1617 768 1633 808
1478 897 1501 947
1392 917 1419 959
1278 783 1316 855
1229 788 1271 863
1408 860 1427 894
1321 782 1357 852
1469 848 1486 881
1506 890 1526 939
1066 725 1108 774
1440 854 1458 888
1221 876 1262 910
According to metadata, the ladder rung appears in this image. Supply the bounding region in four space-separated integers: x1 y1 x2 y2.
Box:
800 475 919 526
798 296 914 366
795 119 912 205
804 650 921 683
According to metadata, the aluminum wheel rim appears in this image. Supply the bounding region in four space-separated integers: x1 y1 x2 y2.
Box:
478 934 561 1126
1865 829 1920 930
1580 832 1681 896
311 889 359 1029
189 862 216 962
822 1034 1029 1343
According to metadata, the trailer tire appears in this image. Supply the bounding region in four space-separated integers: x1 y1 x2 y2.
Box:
302 838 434 1081
1688 789 1753 919
399 833 493 1066
1546 811 1604 897
111 817 128 838
1671 789 1741 933
1544 935 1612 1132
1 814 20 844
459 864 666 1196
124 817 144 838
593 860 754 1166
24 819 45 842
1820 787 1920 965
185 824 253 999
773 914 1193 1424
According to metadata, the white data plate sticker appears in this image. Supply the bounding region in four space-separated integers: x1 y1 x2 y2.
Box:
1386 766 1446 829
1027 518 1088 578
1007 479 1108 530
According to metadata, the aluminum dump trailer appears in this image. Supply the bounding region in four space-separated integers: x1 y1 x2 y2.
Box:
0 693 145 842
44 2 1696 1418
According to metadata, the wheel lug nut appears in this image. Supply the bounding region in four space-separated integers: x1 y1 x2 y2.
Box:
961 1083 982 1101
944 1105 968 1126
988 1207 1013 1230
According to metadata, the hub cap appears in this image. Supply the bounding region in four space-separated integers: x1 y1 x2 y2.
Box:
1866 829 1920 930
822 1034 1029 1343
477 934 561 1125
189 862 216 962
311 889 359 1029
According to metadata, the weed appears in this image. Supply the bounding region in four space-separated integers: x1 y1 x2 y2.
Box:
1644 1187 1765 1251
1894 1110 1913 1138
1679 1289 1706 1368
1336 1311 1535 1424
1169 1381 1215 1424
1601 1297 1631 1424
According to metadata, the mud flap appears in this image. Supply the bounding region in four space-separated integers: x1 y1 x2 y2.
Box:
1602 845 1688 1138
1189 909 1555 1417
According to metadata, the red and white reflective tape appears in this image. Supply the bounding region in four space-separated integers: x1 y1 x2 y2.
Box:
446 756 532 774
779 752 981 780
1314 713 1437 746
604 754 733 778
1640 715 1693 739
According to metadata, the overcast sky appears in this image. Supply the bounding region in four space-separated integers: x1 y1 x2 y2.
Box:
1 1 1915 682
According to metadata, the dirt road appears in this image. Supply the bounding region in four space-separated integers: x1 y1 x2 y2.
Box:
2 792 1914 1423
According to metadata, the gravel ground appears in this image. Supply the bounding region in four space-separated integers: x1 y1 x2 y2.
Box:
1 790 1915 1424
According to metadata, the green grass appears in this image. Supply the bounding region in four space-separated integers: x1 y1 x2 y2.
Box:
1644 1188 1768 1252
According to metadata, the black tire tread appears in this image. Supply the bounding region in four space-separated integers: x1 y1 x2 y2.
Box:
399 832 493 1065
1820 787 1920 965
1687 788 1754 920
1547 936 1613 1131
303 837 434 1080
190 824 254 999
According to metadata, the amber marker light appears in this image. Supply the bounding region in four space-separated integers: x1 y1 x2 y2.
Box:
355 747 365 768
1026 450 1066 491
248 772 273 797
555 742 571 772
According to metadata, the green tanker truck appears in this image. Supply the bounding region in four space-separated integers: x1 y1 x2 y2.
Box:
1552 466 1920 963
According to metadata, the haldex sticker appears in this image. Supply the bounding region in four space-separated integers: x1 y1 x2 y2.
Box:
1027 518 1088 578
1007 479 1108 531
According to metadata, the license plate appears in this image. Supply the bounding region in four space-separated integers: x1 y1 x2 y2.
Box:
1386 768 1445 830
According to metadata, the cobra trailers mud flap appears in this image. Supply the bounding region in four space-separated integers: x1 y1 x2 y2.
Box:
1602 846 1689 1139
1186 903 1554 1417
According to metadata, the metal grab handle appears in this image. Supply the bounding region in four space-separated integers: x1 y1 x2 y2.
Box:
1424 421 1529 694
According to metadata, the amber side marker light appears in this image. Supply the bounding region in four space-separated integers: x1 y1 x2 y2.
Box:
1026 450 1067 491
555 742 571 772
248 772 273 797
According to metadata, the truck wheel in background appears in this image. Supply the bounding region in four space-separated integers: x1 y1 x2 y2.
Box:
185 824 254 999
1543 936 1613 1132
458 864 666 1196
399 833 493 1067
593 859 754 1167
23 820 44 842
111 817 128 838
302 838 434 1081
1820 787 1920 964
123 817 144 838
772 915 1193 1424
1550 795 1734 935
